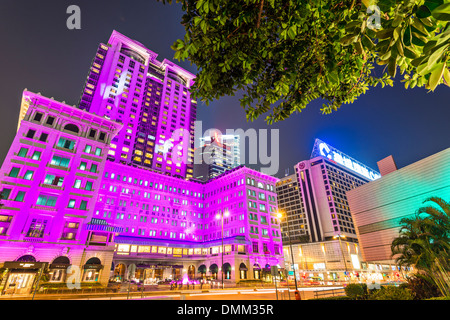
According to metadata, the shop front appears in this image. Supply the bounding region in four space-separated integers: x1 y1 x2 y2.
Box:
82 257 104 282
48 256 71 283
1 260 48 295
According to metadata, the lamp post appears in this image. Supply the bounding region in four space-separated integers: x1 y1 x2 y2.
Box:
216 210 229 289
333 234 348 283
277 211 300 299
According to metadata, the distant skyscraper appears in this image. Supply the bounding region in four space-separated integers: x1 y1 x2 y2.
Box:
78 31 196 178
194 131 240 181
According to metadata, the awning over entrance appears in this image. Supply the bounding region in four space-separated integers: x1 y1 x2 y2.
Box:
3 261 48 270
239 263 248 271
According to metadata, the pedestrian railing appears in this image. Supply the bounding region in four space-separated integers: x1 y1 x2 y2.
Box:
313 288 346 299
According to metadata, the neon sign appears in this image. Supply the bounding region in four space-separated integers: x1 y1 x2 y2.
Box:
311 139 381 181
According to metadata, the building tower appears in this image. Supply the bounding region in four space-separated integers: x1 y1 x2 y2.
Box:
78 31 196 178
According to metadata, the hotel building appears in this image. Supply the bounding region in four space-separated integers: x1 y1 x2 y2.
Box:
276 139 381 282
78 31 196 179
0 31 283 294
0 91 122 294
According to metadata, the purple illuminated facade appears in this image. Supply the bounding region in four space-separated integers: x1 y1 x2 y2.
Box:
79 31 196 179
0 31 283 293
0 91 122 293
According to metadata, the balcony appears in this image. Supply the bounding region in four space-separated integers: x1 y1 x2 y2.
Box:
39 183 64 191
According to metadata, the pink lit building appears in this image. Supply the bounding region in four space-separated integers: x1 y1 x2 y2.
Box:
0 32 283 293
99 162 282 284
0 91 122 294
78 31 196 179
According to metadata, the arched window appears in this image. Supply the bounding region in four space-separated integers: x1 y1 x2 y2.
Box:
239 263 248 279
85 257 101 265
16 255 36 262
51 256 70 265
63 123 80 134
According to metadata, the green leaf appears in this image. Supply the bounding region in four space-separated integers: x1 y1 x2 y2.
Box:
388 57 397 77
340 34 358 46
424 0 444 12
396 40 404 57
431 3 450 21
427 44 449 69
443 66 450 86
412 32 427 46
403 26 412 47
428 62 445 90
416 5 432 19
404 47 418 59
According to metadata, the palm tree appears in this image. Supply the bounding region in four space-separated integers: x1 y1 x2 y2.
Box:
391 197 450 297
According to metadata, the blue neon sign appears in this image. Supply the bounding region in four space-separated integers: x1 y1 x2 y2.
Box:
311 139 381 181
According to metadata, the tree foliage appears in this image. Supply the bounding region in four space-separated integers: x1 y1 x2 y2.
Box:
161 0 450 123
391 197 450 297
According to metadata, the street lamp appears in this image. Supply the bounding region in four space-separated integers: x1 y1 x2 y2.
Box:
333 234 349 283
216 210 229 289
277 211 300 297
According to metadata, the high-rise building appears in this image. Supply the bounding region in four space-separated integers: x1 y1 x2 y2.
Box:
277 138 380 244
276 139 381 283
194 131 240 181
0 32 283 294
78 31 196 179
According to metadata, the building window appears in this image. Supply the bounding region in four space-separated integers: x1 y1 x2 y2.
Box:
14 191 26 202
26 219 47 238
44 174 64 187
46 116 55 126
68 200 76 209
73 179 82 189
90 164 98 173
8 167 20 178
85 181 93 191
80 200 88 210
23 170 34 181
57 137 76 150
26 129 36 139
17 147 28 158
1 188 12 200
50 156 70 168
33 112 43 122
31 151 42 161
252 242 259 253
39 133 48 142
36 194 57 207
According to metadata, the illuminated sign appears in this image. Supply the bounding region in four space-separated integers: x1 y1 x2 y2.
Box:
311 139 381 181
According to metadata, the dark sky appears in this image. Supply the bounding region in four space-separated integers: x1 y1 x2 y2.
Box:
0 0 449 178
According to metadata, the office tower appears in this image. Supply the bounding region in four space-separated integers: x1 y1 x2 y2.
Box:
194 131 241 181
78 31 196 178
347 149 450 265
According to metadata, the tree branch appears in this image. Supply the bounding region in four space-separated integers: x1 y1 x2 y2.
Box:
257 0 264 28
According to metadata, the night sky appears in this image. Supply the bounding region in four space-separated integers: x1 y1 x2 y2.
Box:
0 0 448 178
